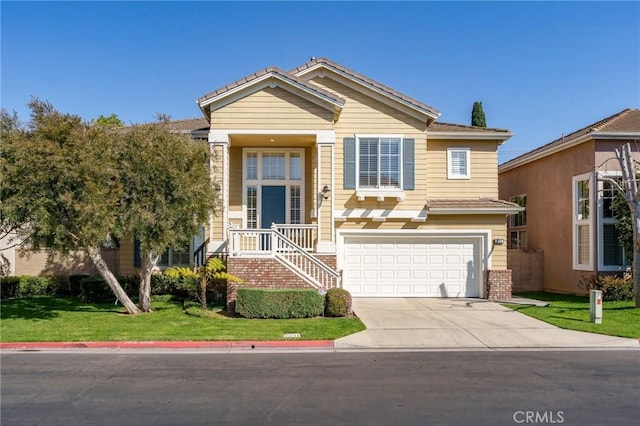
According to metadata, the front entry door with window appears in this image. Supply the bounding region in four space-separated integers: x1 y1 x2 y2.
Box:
244 148 304 229
261 186 286 228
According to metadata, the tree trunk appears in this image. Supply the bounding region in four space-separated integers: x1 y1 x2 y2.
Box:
86 246 140 314
138 252 158 312
200 273 207 310
633 205 640 307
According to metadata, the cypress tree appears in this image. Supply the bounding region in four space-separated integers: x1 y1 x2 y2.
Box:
471 101 487 127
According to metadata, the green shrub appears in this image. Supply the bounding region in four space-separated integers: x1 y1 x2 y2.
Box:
579 274 634 301
79 275 140 303
151 273 197 299
63 274 90 297
1 276 20 299
324 287 353 317
17 276 52 297
236 288 324 319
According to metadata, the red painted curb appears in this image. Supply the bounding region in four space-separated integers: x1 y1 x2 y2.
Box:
0 340 334 351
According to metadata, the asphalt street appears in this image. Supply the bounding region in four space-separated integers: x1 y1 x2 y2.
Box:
1 350 638 425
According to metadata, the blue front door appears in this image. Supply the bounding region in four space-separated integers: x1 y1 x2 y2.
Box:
261 186 286 228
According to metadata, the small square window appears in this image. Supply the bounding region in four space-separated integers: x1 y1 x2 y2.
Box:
447 148 470 179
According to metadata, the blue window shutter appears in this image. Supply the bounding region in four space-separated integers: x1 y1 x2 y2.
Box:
403 138 415 190
133 237 141 268
344 137 356 189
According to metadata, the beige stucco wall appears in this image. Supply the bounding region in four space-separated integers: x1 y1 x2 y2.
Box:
500 141 596 293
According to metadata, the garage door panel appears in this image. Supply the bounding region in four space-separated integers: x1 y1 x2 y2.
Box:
344 237 480 298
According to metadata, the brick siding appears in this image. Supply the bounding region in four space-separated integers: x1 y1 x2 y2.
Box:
485 269 512 301
226 255 337 312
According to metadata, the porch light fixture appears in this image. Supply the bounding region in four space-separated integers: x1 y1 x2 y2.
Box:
493 238 505 245
321 185 331 200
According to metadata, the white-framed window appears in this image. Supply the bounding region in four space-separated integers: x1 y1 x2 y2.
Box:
509 194 527 250
357 135 402 189
573 173 594 270
158 246 191 267
598 175 626 270
447 147 471 179
242 148 305 228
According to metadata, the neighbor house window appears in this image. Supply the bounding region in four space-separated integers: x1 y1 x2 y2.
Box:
509 194 527 250
158 247 191 267
599 178 625 269
573 173 593 270
447 147 471 179
358 136 401 189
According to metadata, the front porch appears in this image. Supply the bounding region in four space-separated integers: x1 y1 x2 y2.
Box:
222 223 340 312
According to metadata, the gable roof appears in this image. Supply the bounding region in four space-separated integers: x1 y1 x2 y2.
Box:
195 57 513 139
499 108 640 173
197 66 345 120
291 57 441 122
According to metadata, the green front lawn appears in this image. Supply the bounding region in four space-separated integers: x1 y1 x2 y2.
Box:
505 292 640 339
0 297 366 342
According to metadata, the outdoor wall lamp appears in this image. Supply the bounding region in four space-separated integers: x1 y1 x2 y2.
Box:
493 238 505 245
320 185 331 200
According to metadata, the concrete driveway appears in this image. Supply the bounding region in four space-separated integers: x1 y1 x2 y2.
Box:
334 298 639 350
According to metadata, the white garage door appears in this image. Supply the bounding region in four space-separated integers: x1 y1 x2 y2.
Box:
343 237 481 298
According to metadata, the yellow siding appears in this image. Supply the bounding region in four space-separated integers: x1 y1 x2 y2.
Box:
228 146 243 213
320 145 332 240
426 140 499 199
336 214 508 269
211 86 334 130
119 239 136 275
305 147 315 223
307 77 428 211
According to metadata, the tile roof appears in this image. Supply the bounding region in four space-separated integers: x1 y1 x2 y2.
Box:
197 66 345 106
500 108 640 170
427 121 511 133
292 57 441 119
166 117 209 133
426 198 521 210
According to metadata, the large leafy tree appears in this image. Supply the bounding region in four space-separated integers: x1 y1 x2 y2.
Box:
115 119 217 312
1 100 218 313
471 101 487 127
0 99 140 313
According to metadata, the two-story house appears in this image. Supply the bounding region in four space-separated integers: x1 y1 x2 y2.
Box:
499 109 640 294
118 58 521 306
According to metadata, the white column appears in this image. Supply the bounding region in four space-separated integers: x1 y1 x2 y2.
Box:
208 131 230 253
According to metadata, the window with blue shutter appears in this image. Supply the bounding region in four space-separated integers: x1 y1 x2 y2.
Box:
344 137 356 189
347 135 415 191
133 237 141 268
403 138 415 190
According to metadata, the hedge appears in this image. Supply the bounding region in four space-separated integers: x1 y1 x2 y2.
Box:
236 288 324 319
79 275 139 303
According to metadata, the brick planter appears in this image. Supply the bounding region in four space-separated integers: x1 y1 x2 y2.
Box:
485 269 512 301
226 255 337 313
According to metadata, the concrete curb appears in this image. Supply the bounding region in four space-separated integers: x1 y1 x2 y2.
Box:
0 340 335 351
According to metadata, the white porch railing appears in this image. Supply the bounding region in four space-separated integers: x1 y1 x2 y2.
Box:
272 224 317 251
228 224 340 290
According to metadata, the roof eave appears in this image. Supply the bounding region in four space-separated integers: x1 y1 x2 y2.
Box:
295 62 441 123
428 131 514 143
428 207 524 215
196 72 344 122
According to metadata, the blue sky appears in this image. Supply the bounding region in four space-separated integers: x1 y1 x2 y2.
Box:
2 1 639 163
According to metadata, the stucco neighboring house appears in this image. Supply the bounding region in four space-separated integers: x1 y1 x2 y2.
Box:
0 233 111 277
499 108 640 294
114 57 521 305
